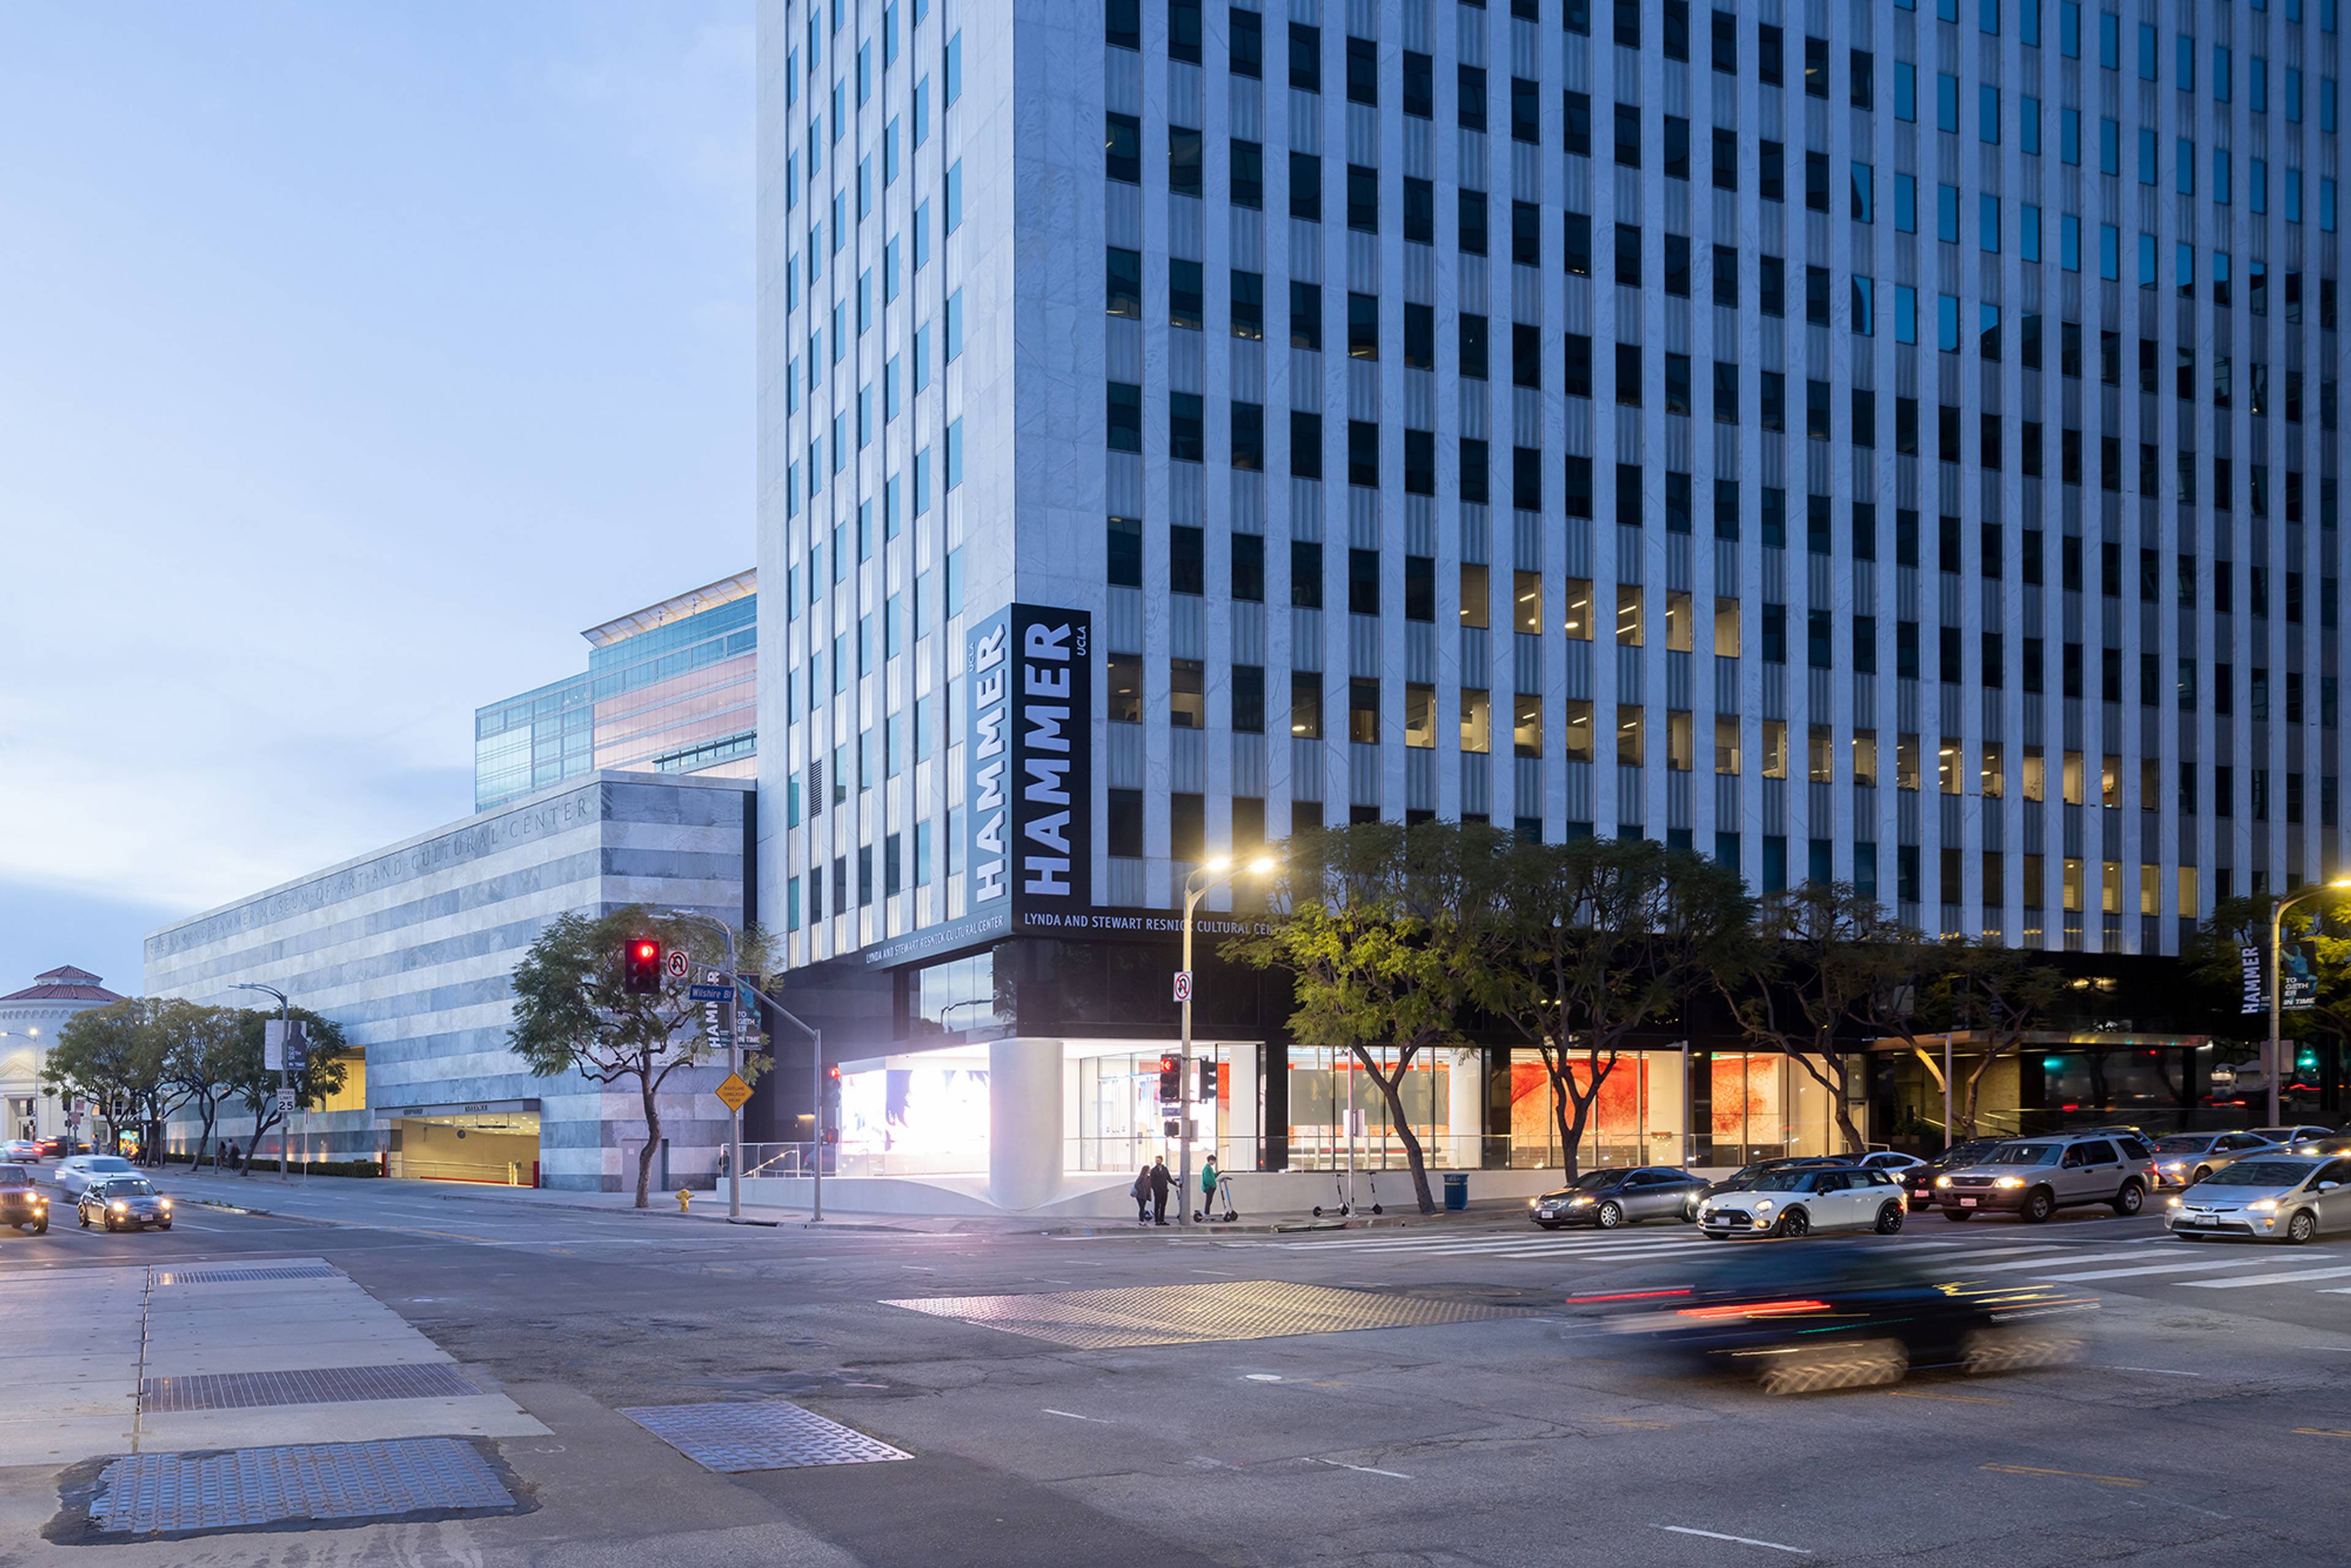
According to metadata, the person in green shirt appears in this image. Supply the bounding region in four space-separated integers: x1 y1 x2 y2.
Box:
1200 1155 1221 1219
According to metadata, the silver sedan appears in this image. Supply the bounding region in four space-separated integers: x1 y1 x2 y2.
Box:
2166 1155 2351 1245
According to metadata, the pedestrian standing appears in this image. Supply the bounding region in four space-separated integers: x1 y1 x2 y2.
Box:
1130 1162 1152 1224
1200 1155 1221 1221
1148 1155 1172 1226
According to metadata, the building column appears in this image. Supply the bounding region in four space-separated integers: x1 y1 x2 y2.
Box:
988 1036 1062 1211
1445 1048 1483 1168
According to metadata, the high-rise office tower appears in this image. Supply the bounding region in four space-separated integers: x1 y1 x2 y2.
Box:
756 0 2345 1197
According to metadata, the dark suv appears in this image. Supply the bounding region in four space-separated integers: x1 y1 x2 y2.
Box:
0 1165 50 1234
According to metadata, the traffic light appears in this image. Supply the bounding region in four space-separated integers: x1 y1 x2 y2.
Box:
822 1063 842 1117
622 937 662 995
1197 1060 1220 1100
1157 1054 1181 1103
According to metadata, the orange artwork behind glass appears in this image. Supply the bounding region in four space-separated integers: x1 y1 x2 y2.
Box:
1711 1054 1783 1140
1509 1055 1648 1155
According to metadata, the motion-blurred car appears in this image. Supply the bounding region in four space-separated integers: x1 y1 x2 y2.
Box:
2 1140 41 1163
1698 1155 1852 1206
0 1165 49 1234
1529 1166 1708 1229
1601 1241 2093 1393
1934 1134 2154 1222
75 1176 171 1232
2250 1125 2335 1149
1853 1150 1929 1185
2290 1134 2351 1158
2165 1155 2351 1245
2148 1131 2282 1188
1903 1138 2009 1211
53 1154 137 1198
1698 1166 1907 1239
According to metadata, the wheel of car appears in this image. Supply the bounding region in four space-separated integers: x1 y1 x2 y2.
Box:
1775 1207 1812 1239
1942 1209 1973 1221
2022 1188 2056 1224
1875 1202 1905 1234
30 1220 46 1236
1681 1198 1700 1223
2192 1166 2212 1184
2285 1209 2319 1245
76 1207 87 1228
2111 1182 2145 1217
1595 1200 1625 1229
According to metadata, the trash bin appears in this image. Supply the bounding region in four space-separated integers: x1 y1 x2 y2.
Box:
1442 1173 1469 1211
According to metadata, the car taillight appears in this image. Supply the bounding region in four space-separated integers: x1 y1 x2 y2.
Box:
1676 1299 1832 1320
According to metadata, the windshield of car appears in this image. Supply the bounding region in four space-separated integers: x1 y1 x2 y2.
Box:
2200 1161 2316 1188
1748 1169 1820 1192
0 1166 28 1185
1570 1169 1621 1190
97 1179 157 1197
1984 1142 2061 1166
1937 1141 2003 1165
2153 1136 2214 1153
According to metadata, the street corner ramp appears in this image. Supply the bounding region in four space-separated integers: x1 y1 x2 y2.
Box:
878 1279 1535 1349
620 1399 911 1473
48 1436 530 1544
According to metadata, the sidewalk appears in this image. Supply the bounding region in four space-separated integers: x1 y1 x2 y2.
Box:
132 1166 1533 1239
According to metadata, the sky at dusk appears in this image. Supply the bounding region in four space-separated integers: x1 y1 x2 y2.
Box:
0 2 754 992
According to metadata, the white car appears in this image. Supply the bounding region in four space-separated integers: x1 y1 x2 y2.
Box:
53 1154 137 1198
1853 1150 1930 1182
2167 1155 2351 1244
1699 1166 1909 1239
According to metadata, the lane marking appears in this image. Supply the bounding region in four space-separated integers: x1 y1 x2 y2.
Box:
1981 1463 2147 1488
2180 1264 2351 1289
1042 1408 1109 1422
2292 1427 2351 1438
1886 1389 2007 1405
1654 1525 1813 1555
1307 1457 1411 1480
2035 1258 2259 1282
2095 1365 2203 1377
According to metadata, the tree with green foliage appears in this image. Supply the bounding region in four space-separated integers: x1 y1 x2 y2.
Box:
1226 822 1504 1215
227 1007 350 1174
45 999 167 1155
1720 882 1929 1154
157 1001 252 1170
1479 836 1754 1178
508 904 771 1207
2185 891 2351 1104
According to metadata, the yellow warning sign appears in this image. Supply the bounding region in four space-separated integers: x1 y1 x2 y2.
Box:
713 1073 752 1112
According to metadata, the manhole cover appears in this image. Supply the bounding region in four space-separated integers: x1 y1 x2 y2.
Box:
880 1280 1531 1349
141 1362 481 1413
620 1399 910 1472
152 1264 340 1287
81 1438 514 1537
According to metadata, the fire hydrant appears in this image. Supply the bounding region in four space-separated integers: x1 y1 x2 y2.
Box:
677 1187 691 1214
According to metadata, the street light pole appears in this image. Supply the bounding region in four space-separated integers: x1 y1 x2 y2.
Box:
661 911 744 1223
1178 853 1279 1227
230 982 290 1184
2268 877 2351 1127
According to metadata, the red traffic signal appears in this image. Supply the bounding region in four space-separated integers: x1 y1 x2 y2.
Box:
622 938 663 995
1157 1054 1181 1102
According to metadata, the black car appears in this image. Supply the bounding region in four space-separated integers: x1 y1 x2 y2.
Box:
0 1164 50 1234
1699 1155 1852 1205
1529 1166 1708 1229
1904 1138 2009 1212
1599 1240 2095 1394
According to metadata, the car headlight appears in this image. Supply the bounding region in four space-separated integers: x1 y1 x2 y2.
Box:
1529 1198 1540 1208
2167 1196 2182 1207
2248 1198 2279 1212
110 1201 127 1212
159 1199 171 1209
1569 1196 1595 1206
1753 1199 1775 1213
1935 1176 1952 1188
1992 1177 2025 1189
2162 1161 2186 1171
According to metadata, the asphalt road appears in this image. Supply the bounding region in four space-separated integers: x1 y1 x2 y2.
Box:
4 1180 2350 1566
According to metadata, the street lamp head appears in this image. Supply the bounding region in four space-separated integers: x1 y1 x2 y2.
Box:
1247 855 1278 876
1204 855 1231 875
2331 877 2351 890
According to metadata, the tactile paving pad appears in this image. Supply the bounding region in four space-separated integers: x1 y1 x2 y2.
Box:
86 1438 513 1536
620 1399 910 1472
141 1361 481 1413
152 1264 341 1287
880 1279 1529 1349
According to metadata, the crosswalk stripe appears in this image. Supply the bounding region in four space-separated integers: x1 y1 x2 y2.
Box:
2036 1257 2273 1282
2177 1263 2351 1289
1937 1250 2152 1274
